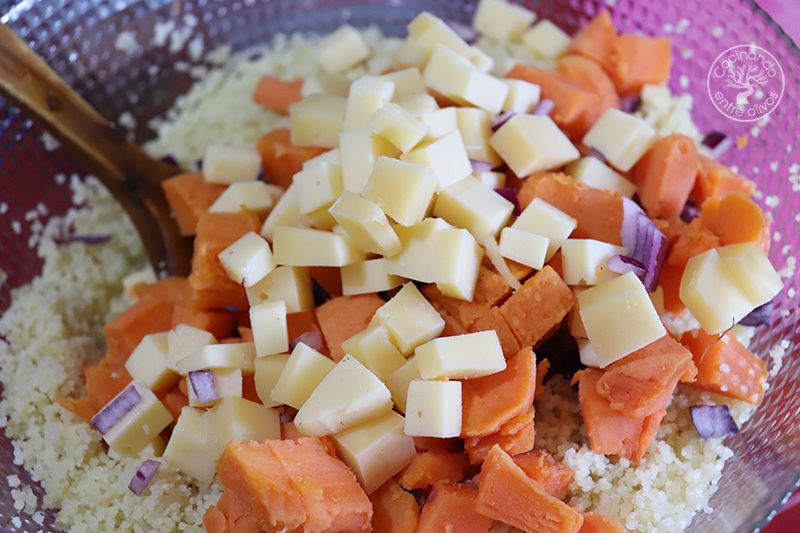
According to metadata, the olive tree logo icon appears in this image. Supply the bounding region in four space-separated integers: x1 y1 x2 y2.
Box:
725 64 768 105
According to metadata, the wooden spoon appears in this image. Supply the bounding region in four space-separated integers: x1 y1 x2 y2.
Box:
0 23 192 276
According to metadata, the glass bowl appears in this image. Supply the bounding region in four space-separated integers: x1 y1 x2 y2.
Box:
0 0 798 531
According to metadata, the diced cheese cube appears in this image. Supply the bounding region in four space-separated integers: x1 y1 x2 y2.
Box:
328 191 401 256
400 130 473 190
716 242 783 308
293 162 343 215
246 265 314 313
167 324 218 372
380 67 427 99
203 397 280 459
294 354 393 437
371 282 445 355
398 93 440 116
250 300 288 357
343 75 396 130
340 127 399 194
125 332 178 391
341 324 407 381
209 181 281 218
385 356 421 414
341 259 406 296
272 226 366 267
163 407 215 484
415 330 506 380
490 115 579 176
566 286 590 339
217 231 276 287
407 12 495 72
332 410 416 494
187 367 243 408
455 107 502 167
582 109 657 172
362 156 438 226
512 197 577 261
418 107 458 141
498 227 549 270
680 247 761 334
521 19 572 60
565 157 637 197
403 380 462 438
560 239 628 286
304 148 341 169
290 93 347 148
260 184 303 242
316 25 370 74
473 170 506 189
501 78 541 113
369 102 428 154
473 0 537 41
100 380 173 457
302 72 352 98
270 342 336 409
253 353 290 408
423 44 508 114
433 176 514 241
579 271 667 366
202 144 261 184
176 343 257 375
395 38 427 69
577 338 601 368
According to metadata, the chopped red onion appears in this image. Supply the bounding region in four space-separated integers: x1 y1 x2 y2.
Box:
128 459 161 496
312 278 332 307
90 384 142 435
412 484 438 509
607 254 646 277
160 155 179 168
739 300 773 327
620 96 642 113
620 200 668 292
67 234 113 245
188 370 218 404
679 201 700 223
642 229 668 292
494 188 521 216
532 99 555 116
690 405 739 439
702 131 734 159
490 110 516 131
587 147 607 164
621 197 646 252
290 330 326 353
446 19 478 44
470 159 494 173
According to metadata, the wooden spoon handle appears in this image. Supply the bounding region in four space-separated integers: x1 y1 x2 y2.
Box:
0 23 191 275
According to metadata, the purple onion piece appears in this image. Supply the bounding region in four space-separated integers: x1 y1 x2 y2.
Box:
621 207 668 292
494 187 521 216
67 234 113 245
446 19 479 44
621 197 646 252
532 98 555 116
620 96 642 113
607 254 646 277
632 212 652 263
490 110 516 132
470 159 494 173
412 484 438 509
587 147 607 164
690 405 739 439
311 278 331 307
188 370 218 404
679 201 700 223
160 155 180 168
290 330 326 353
739 301 773 327
704 133 734 160
91 384 142 435
642 229 668 292
129 459 161 496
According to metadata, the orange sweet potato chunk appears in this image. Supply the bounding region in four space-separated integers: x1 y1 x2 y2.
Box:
476 446 584 533
214 487 263 532
162 388 189 425
579 512 627 533
512 449 575 500
567 11 617 65
104 295 174 362
370 479 419 533
315 294 385 362
171 304 237 341
417 482 493 533
255 128 328 190
557 54 621 113
604 34 672 97
632 134 699 220
203 504 230 533
421 265 511 329
699 192 766 246
691 155 755 204
395 451 470 490
253 75 304 114
467 307 521 358
464 406 536 465
161 172 227 237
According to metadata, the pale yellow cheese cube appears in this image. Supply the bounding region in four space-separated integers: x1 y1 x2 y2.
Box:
253 354 290 408
680 248 760 334
415 330 506 380
122 266 157 301
501 78 541 113
339 127 399 194
125 332 178 391
290 94 347 148
582 108 657 172
270 342 336 409
371 282 445 355
99 380 173 457
341 259 406 296
343 75 396 131
246 265 314 313
716 242 783 308
395 38 427 69
328 191 401 256
316 25 370 74
472 0 537 41
361 156 438 226
250 300 288 358
202 144 261 184
560 239 628 286
418 107 458 141
303 148 341 170
397 93 440 116
187 367 243 408
167 324 218 373
473 170 506 189
368 102 428 154
204 397 280 459
490 115 579 176
577 338 601 368
400 130 473 190
380 67 427 99
217 231 276 288
431 226 484 301
176 343 256 375
332 410 416 494
294 355 393 437
209 181 281 218
566 286 589 339
512 197 577 261
385 356 420 414
455 107 502 167
565 157 637 197
260 184 303 242
433 176 514 240
423 44 508 114
293 161 343 215
272 226 366 267
404 380 461 438
579 271 667 366
407 12 495 72
498 227 549 270
522 19 572 60
341 324 407 381
163 407 215 484
302 72 352 98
